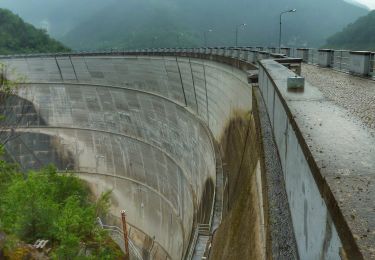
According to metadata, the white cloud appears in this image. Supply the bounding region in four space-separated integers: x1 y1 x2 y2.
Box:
355 0 375 9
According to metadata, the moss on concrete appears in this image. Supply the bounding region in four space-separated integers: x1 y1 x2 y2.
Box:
210 112 264 259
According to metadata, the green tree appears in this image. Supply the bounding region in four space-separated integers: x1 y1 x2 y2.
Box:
0 8 70 55
0 165 123 259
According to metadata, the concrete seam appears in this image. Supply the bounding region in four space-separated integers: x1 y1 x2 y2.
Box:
188 58 199 114
17 81 217 161
54 57 63 81
68 55 79 82
64 170 185 231
12 125 197 209
175 57 188 106
202 62 210 125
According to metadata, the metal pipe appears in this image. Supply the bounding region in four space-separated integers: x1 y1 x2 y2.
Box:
121 210 130 260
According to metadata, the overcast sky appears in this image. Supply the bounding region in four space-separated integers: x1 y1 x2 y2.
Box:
357 0 375 9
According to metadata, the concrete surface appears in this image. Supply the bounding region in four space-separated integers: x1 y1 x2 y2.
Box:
1 49 373 259
1 55 252 259
302 64 375 133
260 60 375 259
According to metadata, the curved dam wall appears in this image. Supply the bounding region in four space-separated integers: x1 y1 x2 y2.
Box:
1 55 252 259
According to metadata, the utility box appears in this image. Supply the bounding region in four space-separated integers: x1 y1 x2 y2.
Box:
287 76 305 90
318 49 334 67
349 51 372 76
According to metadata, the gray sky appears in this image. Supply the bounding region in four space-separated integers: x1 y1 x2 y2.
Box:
357 0 375 9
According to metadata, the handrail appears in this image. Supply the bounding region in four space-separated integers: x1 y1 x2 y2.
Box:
97 218 143 260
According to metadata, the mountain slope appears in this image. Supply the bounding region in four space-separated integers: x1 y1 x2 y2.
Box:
0 0 116 38
61 0 368 50
344 0 369 9
62 0 200 50
325 10 375 50
0 9 69 54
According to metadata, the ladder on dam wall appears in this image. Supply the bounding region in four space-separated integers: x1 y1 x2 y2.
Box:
211 144 224 232
186 142 225 260
189 224 211 260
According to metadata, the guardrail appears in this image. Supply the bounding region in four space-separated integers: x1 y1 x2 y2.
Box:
1 46 374 79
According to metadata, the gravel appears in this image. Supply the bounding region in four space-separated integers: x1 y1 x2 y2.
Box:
302 64 375 132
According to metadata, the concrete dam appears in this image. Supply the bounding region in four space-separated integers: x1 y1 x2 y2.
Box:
1 48 374 259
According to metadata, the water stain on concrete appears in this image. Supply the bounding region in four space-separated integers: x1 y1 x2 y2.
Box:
210 111 263 260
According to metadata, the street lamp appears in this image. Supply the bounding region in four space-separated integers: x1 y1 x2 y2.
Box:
279 9 296 49
235 23 247 47
204 29 213 47
152 36 158 47
177 32 184 47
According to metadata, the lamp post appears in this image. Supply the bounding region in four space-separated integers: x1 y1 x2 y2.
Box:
279 9 296 49
152 36 158 47
204 29 213 47
177 33 184 47
235 23 247 47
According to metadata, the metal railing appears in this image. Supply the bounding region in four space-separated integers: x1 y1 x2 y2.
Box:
185 227 199 259
97 218 143 260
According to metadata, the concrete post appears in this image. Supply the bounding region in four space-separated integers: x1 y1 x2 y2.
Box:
259 51 270 60
231 48 240 59
247 51 257 63
318 49 334 67
217 47 224 56
297 48 309 62
224 48 231 57
269 47 277 53
280 48 291 56
349 51 372 76
239 49 247 60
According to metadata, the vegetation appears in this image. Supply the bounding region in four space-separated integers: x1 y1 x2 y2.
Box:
0 158 122 259
58 0 368 50
324 10 375 51
0 8 70 55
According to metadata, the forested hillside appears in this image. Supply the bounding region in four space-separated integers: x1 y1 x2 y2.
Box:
0 0 116 38
325 10 375 51
0 9 69 55
0 0 369 51
61 0 368 50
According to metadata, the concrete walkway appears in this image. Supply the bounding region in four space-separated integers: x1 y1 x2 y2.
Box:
302 64 375 134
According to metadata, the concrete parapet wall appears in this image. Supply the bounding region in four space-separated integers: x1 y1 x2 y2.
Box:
259 60 342 259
